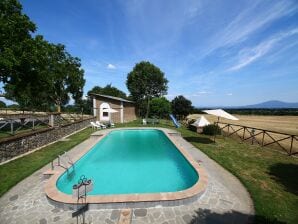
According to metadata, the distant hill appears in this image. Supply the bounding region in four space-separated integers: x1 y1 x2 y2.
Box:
242 100 298 109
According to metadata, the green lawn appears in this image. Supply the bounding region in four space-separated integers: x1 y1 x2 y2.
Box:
179 129 298 224
0 120 297 223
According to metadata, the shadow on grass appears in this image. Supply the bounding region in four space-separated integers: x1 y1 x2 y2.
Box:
269 163 298 196
184 136 214 144
188 208 286 224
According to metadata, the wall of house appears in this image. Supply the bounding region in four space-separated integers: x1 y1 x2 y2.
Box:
95 98 121 123
94 96 136 123
123 102 137 122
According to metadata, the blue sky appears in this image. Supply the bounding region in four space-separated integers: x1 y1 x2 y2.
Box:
15 0 298 106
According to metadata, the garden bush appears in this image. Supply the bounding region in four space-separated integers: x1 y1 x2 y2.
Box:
202 124 221 135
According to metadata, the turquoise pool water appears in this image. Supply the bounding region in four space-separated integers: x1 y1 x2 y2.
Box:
56 129 199 195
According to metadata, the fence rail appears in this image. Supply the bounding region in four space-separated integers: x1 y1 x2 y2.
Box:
0 110 93 137
216 122 298 156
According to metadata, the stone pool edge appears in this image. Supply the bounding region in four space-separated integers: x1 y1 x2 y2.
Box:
44 127 208 209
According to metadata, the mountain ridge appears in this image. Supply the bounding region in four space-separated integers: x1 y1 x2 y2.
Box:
197 100 298 109
241 100 298 109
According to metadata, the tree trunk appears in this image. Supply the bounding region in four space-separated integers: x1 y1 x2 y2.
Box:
145 97 150 119
57 104 61 113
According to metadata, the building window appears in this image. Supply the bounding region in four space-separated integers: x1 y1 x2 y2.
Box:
103 112 109 117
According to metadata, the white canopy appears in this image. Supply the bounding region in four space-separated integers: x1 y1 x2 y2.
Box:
203 109 239 121
102 108 118 113
191 116 210 127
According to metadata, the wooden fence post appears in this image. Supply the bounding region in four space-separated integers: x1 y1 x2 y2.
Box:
10 120 14 135
32 117 35 130
290 135 294 155
262 131 265 147
242 127 246 142
251 129 255 145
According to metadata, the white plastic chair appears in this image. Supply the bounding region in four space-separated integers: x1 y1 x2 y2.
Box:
96 121 107 129
142 119 147 125
90 121 101 130
110 121 115 128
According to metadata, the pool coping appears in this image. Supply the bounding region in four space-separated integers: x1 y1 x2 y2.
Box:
44 128 208 207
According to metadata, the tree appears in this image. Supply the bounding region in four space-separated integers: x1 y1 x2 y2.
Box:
75 98 92 115
5 37 85 112
149 97 171 118
45 44 85 112
0 100 6 108
87 84 127 99
171 95 193 120
1 0 85 112
0 0 36 83
126 61 168 119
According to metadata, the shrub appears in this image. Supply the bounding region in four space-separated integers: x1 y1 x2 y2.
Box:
202 124 221 135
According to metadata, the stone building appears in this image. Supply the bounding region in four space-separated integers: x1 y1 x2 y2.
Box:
89 93 137 123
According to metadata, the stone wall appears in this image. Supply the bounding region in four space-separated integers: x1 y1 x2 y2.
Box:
0 117 94 163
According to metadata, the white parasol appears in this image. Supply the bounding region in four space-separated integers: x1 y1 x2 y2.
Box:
203 109 239 121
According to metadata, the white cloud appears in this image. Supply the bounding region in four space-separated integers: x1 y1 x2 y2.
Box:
226 93 233 96
200 1 297 58
191 91 211 96
107 64 116 69
228 28 298 71
197 91 209 94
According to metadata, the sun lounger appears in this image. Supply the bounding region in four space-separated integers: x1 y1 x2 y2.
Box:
90 121 101 129
96 121 107 129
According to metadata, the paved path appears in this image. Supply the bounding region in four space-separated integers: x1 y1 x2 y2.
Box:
0 128 254 224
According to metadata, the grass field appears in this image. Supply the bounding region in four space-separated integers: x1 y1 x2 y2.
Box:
189 114 298 154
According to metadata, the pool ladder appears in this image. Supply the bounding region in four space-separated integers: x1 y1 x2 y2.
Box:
57 151 74 171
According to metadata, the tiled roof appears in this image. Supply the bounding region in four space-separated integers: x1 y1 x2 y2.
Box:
88 93 134 103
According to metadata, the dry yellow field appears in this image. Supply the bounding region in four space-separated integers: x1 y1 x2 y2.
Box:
188 114 298 154
189 114 298 135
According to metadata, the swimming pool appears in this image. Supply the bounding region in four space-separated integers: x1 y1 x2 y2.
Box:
45 128 207 207
57 129 198 195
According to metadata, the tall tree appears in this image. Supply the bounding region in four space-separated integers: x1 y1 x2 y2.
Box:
5 37 85 111
1 0 85 112
171 95 193 120
46 44 85 112
88 84 127 99
4 35 53 110
0 100 6 108
126 61 168 119
0 0 36 83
